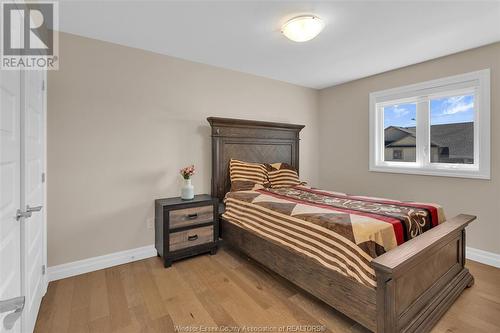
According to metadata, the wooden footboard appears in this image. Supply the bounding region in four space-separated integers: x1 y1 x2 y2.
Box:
372 214 476 333
220 214 475 333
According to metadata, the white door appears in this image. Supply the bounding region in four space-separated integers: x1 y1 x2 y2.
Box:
20 69 46 333
0 11 47 332
0 68 23 332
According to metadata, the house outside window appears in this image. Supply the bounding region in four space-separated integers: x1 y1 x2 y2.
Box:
369 70 490 179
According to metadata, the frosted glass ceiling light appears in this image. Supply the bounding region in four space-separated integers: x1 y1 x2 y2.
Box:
281 15 325 42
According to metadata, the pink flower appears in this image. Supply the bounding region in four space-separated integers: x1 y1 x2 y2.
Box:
180 164 196 179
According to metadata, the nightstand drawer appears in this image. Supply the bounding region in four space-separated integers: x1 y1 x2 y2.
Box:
169 225 214 251
169 205 213 229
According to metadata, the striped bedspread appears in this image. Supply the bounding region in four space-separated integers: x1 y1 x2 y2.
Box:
223 186 445 288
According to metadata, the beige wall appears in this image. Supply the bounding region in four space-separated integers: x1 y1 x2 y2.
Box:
47 33 319 266
319 43 500 255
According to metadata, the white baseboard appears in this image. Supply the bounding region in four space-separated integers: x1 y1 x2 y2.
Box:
48 245 157 281
47 244 498 282
466 246 500 268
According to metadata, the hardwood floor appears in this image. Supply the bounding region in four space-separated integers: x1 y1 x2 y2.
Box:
35 246 500 333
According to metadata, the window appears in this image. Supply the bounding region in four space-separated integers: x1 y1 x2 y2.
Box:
384 103 416 162
392 149 403 160
369 69 490 179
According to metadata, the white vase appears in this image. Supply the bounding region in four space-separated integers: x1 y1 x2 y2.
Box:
181 178 194 200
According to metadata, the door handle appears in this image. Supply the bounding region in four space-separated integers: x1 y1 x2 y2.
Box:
16 205 43 220
26 205 43 213
0 296 25 330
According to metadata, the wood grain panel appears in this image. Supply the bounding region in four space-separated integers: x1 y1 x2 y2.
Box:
374 217 475 333
169 205 213 229
105 267 131 330
207 117 303 202
169 225 214 251
395 238 460 315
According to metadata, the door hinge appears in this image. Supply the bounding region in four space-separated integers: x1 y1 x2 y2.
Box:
42 265 46 275
41 172 46 183
42 80 45 91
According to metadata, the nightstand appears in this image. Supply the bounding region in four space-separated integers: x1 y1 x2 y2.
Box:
154 194 219 267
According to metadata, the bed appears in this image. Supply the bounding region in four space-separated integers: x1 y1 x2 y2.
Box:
207 116 476 333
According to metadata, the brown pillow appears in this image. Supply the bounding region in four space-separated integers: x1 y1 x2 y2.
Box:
229 159 269 191
268 163 302 188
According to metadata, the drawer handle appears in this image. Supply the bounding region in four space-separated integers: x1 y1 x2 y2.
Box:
187 213 198 219
188 235 198 241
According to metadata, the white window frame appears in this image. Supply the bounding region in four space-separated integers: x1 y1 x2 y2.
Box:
369 69 490 179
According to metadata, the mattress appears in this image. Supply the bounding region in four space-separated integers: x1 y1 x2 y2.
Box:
223 186 445 288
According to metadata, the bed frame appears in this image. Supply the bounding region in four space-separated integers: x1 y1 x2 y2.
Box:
207 116 476 333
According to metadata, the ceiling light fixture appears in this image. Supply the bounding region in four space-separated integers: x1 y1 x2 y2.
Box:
281 15 325 42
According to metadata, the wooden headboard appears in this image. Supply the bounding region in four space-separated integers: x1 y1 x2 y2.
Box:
207 117 305 201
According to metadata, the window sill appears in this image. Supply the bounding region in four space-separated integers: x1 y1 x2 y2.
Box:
369 165 490 180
